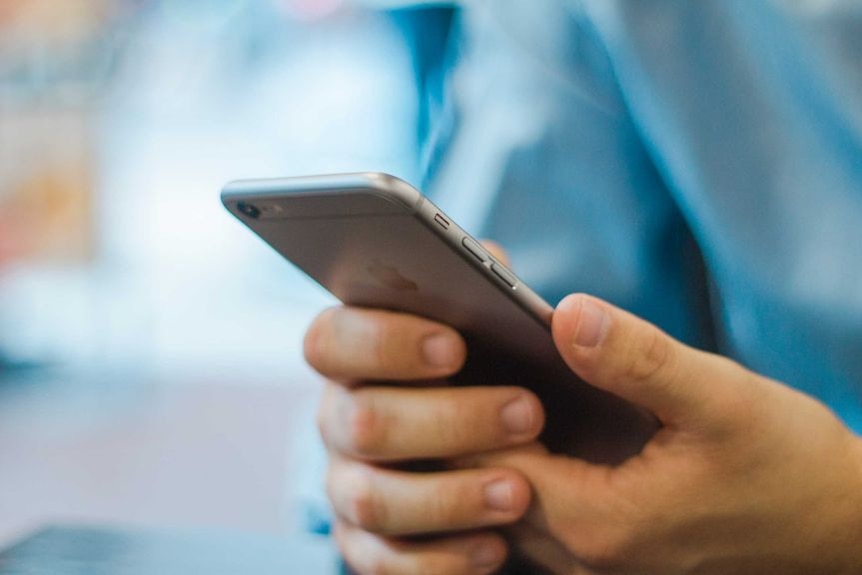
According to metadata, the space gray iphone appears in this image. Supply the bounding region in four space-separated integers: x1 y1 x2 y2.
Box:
222 172 656 463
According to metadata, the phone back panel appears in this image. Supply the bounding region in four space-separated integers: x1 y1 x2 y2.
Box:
223 173 657 463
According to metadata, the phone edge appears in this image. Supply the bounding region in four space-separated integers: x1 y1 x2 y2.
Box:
221 172 423 214
220 172 556 331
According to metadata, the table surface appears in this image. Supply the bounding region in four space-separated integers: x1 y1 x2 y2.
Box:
0 366 324 547
0 525 340 574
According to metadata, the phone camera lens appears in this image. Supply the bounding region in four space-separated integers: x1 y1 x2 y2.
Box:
237 202 261 219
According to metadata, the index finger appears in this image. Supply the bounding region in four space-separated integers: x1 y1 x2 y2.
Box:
304 306 467 382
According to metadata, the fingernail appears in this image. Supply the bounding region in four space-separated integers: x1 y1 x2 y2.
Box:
484 479 514 512
500 396 535 436
422 333 458 368
574 298 609 348
472 542 504 568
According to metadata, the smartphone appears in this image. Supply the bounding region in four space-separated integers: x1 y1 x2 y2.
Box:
222 172 656 463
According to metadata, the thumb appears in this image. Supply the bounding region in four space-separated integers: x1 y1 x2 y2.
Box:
552 294 751 426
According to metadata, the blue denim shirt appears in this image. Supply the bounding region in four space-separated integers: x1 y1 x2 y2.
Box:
418 0 862 433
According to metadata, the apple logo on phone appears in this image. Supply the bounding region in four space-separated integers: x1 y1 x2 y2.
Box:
367 259 419 292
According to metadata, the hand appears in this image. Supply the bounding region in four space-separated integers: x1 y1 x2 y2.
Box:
305 305 547 574
463 294 862 574
306 282 862 574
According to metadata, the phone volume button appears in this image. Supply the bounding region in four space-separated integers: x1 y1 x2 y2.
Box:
461 237 488 262
491 263 517 289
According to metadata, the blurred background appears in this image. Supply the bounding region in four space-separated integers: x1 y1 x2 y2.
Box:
0 0 438 546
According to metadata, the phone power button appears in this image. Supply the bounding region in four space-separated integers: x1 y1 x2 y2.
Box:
461 237 488 262
491 263 517 289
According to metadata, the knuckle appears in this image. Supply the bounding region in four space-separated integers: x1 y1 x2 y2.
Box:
347 471 386 532
623 325 674 384
344 394 385 457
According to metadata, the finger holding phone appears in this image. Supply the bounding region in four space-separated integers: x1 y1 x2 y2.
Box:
307 305 544 574
309 294 862 575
